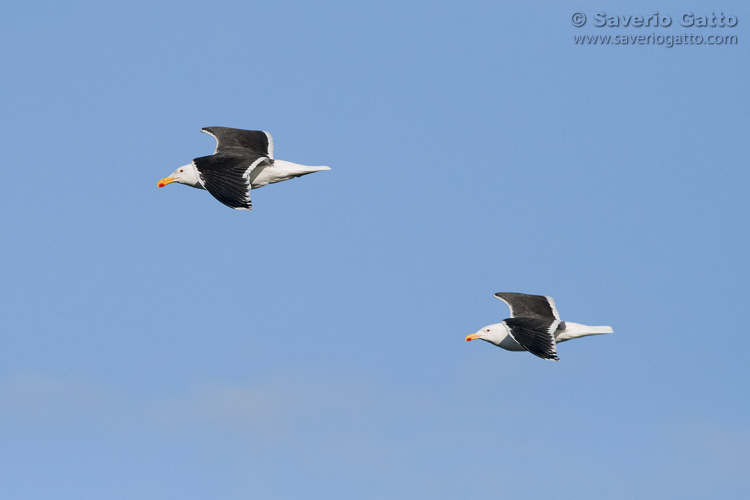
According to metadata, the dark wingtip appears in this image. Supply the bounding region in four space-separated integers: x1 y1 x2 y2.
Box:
538 353 560 361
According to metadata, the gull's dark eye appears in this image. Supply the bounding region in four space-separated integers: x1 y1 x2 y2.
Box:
179 169 184 172
486 329 490 332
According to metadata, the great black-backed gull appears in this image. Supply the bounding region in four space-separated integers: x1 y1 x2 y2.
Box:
465 292 613 361
157 127 330 210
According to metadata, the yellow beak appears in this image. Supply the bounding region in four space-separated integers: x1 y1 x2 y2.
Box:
157 176 176 188
465 333 481 341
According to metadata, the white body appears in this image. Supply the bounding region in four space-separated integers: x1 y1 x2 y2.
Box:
171 160 330 191
475 321 613 351
249 160 331 189
554 322 613 342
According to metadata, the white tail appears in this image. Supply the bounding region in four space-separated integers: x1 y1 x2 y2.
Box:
555 322 613 342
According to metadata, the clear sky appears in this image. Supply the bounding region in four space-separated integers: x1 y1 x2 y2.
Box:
1 1 748 498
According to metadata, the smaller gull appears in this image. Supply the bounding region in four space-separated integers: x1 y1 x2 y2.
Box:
158 127 330 210
465 292 613 361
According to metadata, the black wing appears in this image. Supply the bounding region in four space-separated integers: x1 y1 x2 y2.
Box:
193 153 270 210
504 317 560 361
494 292 559 320
201 127 274 158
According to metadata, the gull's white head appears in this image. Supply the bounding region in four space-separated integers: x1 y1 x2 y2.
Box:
465 323 509 345
157 163 201 188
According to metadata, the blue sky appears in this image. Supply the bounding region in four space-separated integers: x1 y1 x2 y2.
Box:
1 1 748 498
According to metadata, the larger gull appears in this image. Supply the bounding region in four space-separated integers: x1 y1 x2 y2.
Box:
158 126 330 210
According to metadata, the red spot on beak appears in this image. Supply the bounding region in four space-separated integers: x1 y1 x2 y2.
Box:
157 176 176 188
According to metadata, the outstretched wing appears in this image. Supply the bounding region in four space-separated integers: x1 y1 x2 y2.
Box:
192 153 270 210
494 292 560 320
201 127 274 158
503 317 560 361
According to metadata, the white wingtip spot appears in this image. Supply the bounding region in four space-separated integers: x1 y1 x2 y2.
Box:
264 131 274 159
